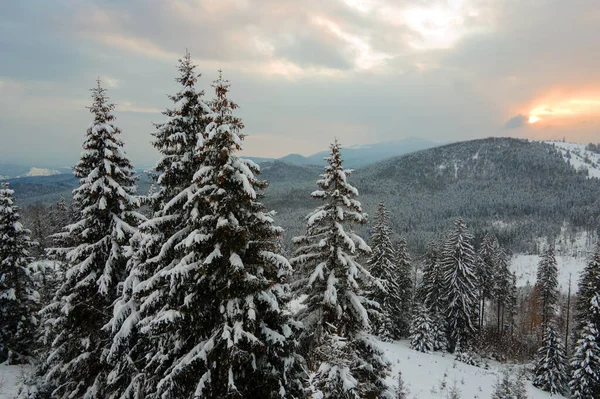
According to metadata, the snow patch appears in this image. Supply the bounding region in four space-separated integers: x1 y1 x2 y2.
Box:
511 254 586 292
0 364 32 399
546 141 600 179
378 339 565 399
21 167 61 177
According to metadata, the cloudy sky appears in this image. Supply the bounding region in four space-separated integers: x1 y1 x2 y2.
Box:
1 0 599 168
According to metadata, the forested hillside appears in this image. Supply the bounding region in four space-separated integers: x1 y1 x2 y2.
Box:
263 138 600 254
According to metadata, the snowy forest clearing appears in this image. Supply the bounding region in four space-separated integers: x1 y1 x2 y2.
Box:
379 340 563 399
511 254 585 291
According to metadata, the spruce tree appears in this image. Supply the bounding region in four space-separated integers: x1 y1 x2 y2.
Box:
494 244 513 333
574 242 600 333
0 182 37 364
409 304 433 353
110 71 303 398
395 371 408 399
476 233 496 329
492 369 514 399
536 246 559 330
533 326 569 395
440 218 478 352
105 52 212 398
569 321 600 398
41 80 143 398
367 202 404 340
394 236 414 338
492 368 528 399
420 240 447 351
420 240 443 314
291 141 390 398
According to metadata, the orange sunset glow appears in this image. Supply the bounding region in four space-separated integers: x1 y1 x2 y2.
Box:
527 96 600 125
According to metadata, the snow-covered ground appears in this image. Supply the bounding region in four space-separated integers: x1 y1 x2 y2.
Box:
546 141 600 179
0 365 30 399
379 339 563 399
1 341 564 399
511 254 585 292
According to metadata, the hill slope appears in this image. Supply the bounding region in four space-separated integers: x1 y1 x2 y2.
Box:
261 138 600 253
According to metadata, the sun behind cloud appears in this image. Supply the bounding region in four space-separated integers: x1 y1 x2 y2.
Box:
527 96 600 125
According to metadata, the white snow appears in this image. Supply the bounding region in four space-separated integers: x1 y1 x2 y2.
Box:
378 339 564 399
511 254 585 293
0 364 31 399
546 141 600 179
22 167 60 177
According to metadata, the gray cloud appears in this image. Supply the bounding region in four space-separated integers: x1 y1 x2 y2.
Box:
1 0 599 167
504 114 527 129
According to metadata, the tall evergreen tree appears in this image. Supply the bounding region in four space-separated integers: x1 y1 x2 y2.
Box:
420 240 443 314
533 326 569 395
105 52 212 398
494 244 513 332
569 319 600 398
440 218 478 352
476 233 496 329
574 242 600 333
394 236 414 338
292 141 390 398
367 202 405 340
0 183 37 364
536 246 559 330
110 71 303 399
40 80 143 398
420 240 447 351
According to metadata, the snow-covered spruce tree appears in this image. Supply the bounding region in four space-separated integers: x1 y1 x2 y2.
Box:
476 233 497 330
394 236 414 338
492 368 528 399
493 244 513 333
395 371 408 399
409 304 433 353
0 182 37 364
569 320 600 398
113 72 303 399
536 246 559 330
440 218 478 352
533 326 569 395
41 80 143 398
104 52 213 398
420 240 447 351
492 369 514 399
505 272 518 334
574 242 600 334
367 201 403 340
292 141 391 398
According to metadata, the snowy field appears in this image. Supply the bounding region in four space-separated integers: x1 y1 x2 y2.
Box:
379 339 563 399
1 340 566 399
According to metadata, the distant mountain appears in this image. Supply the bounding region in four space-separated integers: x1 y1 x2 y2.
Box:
275 137 442 168
261 138 600 253
8 138 599 256
0 163 31 179
5 174 78 205
23 167 61 177
0 164 68 179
